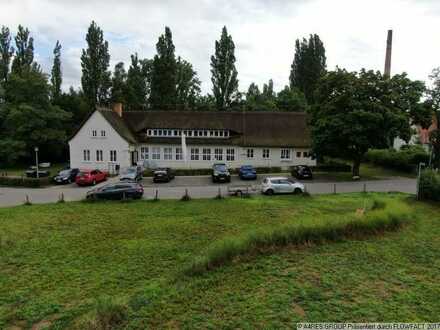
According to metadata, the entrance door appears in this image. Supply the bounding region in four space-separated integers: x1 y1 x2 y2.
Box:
130 151 139 166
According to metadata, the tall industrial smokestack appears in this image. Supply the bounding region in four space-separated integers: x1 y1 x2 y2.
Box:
384 30 393 78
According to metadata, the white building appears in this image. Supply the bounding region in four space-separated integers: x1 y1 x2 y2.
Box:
68 104 316 172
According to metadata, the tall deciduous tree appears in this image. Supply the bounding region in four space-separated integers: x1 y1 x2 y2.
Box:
0 26 13 83
0 65 70 164
126 54 152 110
11 25 34 75
149 27 177 110
211 26 239 110
110 62 127 104
290 34 326 104
310 69 428 177
176 56 201 110
81 21 111 110
51 40 62 101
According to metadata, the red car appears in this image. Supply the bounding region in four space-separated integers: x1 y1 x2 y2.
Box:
75 169 108 186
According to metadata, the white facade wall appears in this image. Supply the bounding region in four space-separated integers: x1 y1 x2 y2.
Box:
69 111 131 171
136 144 316 170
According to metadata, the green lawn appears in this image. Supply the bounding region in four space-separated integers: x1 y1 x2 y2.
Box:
0 194 439 329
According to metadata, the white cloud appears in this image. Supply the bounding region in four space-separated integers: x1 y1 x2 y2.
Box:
1 0 439 93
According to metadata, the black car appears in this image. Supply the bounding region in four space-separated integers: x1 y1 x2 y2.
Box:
212 163 231 183
292 165 313 179
86 182 144 200
53 168 80 184
153 168 175 183
25 168 50 178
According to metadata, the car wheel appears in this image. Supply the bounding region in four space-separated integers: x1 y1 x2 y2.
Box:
294 188 303 195
266 189 274 196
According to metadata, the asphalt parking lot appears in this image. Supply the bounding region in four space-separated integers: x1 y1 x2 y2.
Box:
0 173 417 207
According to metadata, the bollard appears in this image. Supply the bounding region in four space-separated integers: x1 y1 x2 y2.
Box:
24 194 31 205
333 183 336 194
154 189 159 201
363 183 366 193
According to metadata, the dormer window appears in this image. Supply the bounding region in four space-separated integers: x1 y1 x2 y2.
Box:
92 130 97 137
145 128 230 138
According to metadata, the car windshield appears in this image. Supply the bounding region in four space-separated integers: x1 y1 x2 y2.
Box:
242 166 253 170
59 170 71 176
123 168 136 174
214 165 227 171
79 171 89 176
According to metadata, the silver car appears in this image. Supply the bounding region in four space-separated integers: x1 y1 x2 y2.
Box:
261 177 305 195
119 166 143 182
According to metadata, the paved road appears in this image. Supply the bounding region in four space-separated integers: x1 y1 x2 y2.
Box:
0 175 416 207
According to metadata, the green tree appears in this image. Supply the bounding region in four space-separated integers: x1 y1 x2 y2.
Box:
50 40 62 101
81 21 111 110
211 26 239 110
0 26 13 83
0 66 70 164
310 69 428 177
426 68 440 167
11 25 34 75
110 62 127 104
290 34 326 104
126 54 152 110
56 87 90 135
176 56 201 110
276 86 307 112
149 27 177 110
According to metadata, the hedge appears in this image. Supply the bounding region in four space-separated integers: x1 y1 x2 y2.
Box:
419 170 440 201
0 176 51 188
364 146 429 172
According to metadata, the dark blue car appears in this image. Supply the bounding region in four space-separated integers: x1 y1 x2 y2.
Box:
239 165 257 180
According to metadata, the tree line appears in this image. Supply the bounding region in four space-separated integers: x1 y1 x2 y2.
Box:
0 22 326 165
0 21 438 174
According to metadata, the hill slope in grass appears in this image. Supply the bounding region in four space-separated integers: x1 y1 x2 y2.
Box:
0 194 439 328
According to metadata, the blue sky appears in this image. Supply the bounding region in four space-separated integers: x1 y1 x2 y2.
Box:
1 0 440 94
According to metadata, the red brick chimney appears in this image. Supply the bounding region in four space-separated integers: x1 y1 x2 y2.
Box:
384 30 393 78
112 102 123 117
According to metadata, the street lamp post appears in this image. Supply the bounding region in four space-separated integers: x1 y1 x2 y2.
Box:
416 162 426 201
34 147 39 179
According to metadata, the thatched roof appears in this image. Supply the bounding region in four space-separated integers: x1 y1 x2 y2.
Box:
77 109 312 148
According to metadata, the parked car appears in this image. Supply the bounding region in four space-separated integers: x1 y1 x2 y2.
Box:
153 168 175 183
292 165 313 180
86 182 144 200
25 168 50 178
261 177 304 195
119 166 143 182
238 165 257 180
75 169 108 186
212 163 231 183
53 168 80 184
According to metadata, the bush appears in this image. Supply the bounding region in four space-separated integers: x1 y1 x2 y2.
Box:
94 296 128 330
419 170 440 201
184 199 412 276
364 146 429 172
0 176 51 187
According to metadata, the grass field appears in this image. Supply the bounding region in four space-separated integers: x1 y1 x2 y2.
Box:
0 193 439 329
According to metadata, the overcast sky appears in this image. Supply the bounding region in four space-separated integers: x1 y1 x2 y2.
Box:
1 0 439 94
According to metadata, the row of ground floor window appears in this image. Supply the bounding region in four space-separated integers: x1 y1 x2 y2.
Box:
82 146 311 163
